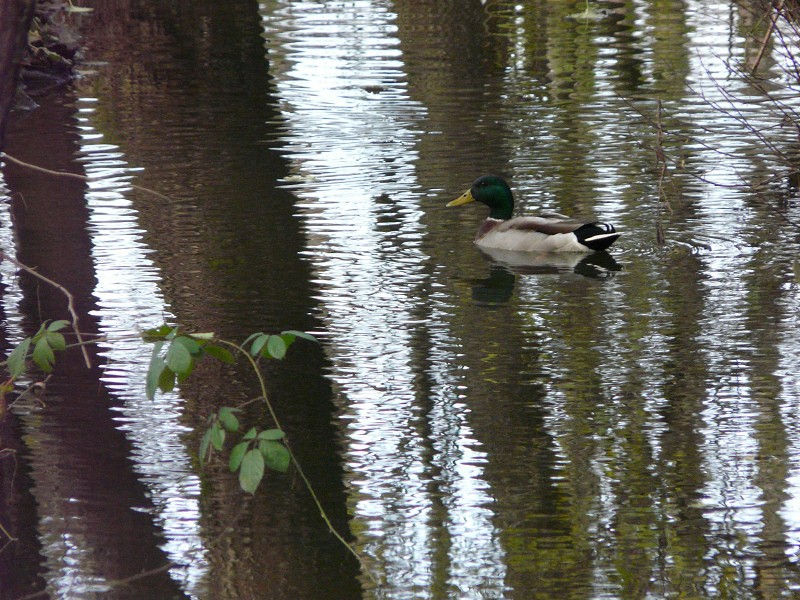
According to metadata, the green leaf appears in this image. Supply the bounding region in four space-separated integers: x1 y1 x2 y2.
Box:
165 340 192 374
32 337 56 372
211 421 225 451
278 332 297 350
242 332 263 347
249 333 268 357
33 322 48 339
229 441 249 472
258 428 285 441
47 320 70 332
45 331 66 352
260 440 290 473
188 332 215 340
265 335 287 360
239 449 265 494
158 366 176 393
142 324 175 342
175 360 194 384
145 342 165 399
218 407 239 432
277 330 318 354
7 338 32 378
281 330 318 343
174 335 203 357
243 427 257 440
204 344 235 364
199 428 213 463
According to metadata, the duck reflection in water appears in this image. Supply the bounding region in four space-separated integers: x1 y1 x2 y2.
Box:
470 249 622 304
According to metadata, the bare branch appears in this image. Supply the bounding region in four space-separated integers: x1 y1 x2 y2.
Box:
0 252 92 369
0 151 173 201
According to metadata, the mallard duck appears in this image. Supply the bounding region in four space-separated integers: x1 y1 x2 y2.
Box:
447 175 620 252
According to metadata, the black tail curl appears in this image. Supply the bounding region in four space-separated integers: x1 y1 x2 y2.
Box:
574 222 620 252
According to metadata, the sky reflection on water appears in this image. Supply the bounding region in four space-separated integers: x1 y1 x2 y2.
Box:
262 2 509 595
79 100 207 595
260 0 800 597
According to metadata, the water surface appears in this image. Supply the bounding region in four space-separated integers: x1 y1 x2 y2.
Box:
3 0 800 598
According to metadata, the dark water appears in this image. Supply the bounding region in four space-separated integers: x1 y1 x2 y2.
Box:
2 0 800 598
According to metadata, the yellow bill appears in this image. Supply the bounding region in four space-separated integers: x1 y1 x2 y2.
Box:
447 190 475 207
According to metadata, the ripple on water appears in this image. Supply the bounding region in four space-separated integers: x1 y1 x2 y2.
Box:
78 101 208 594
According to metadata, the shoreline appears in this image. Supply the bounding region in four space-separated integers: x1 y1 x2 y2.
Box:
16 0 89 111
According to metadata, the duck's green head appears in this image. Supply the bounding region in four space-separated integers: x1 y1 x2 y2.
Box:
447 175 514 220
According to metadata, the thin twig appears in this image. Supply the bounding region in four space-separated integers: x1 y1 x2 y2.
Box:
621 83 800 219
655 99 669 246
14 561 177 600
0 252 92 369
0 151 173 201
655 99 672 214
216 338 379 588
752 0 783 72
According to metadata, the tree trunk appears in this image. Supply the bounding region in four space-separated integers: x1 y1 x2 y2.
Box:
0 0 36 152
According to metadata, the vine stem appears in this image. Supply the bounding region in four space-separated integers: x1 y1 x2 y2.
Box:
216 338 379 588
0 251 92 369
